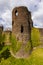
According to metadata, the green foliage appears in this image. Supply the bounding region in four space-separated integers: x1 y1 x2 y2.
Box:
2 34 6 43
16 41 22 52
0 56 29 65
0 45 11 62
10 34 22 54
1 49 10 59
31 28 40 47
0 33 6 44
28 48 43 65
24 41 31 52
0 46 10 55
0 48 43 65
0 27 43 65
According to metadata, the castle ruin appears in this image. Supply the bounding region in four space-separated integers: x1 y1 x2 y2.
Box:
0 6 43 58
12 6 33 44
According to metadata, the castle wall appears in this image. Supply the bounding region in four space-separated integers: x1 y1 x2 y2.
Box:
4 31 11 45
12 6 33 44
39 28 43 45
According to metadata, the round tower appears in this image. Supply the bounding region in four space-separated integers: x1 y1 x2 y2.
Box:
12 6 33 58
12 6 33 44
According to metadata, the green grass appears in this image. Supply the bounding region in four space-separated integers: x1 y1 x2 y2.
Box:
0 28 43 65
10 34 22 54
28 48 43 65
31 28 40 47
0 46 10 54
0 48 43 65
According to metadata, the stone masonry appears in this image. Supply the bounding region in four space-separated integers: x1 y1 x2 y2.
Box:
39 28 43 45
12 6 33 44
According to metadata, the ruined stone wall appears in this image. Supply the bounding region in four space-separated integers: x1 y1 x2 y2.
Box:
39 28 43 45
12 6 33 44
4 31 11 45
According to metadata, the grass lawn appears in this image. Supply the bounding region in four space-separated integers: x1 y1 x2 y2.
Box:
0 48 43 65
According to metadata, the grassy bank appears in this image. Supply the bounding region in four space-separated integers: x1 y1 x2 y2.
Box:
0 48 43 65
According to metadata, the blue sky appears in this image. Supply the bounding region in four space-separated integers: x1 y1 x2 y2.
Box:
0 0 43 30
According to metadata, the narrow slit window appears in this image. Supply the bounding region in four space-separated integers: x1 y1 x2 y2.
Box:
21 25 23 33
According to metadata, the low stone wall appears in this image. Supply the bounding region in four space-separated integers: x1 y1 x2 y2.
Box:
39 28 43 45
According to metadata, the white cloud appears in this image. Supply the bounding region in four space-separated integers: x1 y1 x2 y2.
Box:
32 0 43 28
0 0 43 30
0 0 11 30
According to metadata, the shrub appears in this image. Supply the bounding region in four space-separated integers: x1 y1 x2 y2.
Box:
0 48 43 65
2 34 6 43
10 34 22 54
0 45 11 62
31 28 40 47
0 33 6 44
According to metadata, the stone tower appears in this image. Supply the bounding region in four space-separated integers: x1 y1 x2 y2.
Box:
12 6 33 44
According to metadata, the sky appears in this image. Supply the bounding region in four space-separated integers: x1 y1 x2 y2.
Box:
0 0 43 30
